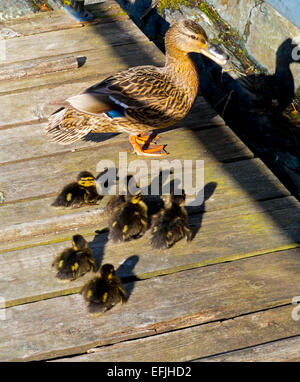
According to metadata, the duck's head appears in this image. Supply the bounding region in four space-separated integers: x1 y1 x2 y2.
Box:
72 234 88 251
99 263 116 279
166 19 229 66
77 171 95 187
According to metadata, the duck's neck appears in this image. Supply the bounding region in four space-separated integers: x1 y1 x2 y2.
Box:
164 46 199 106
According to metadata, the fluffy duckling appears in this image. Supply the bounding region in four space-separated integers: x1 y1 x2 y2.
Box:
105 174 135 215
108 191 148 243
150 190 192 249
52 235 96 281
51 171 101 208
81 263 128 315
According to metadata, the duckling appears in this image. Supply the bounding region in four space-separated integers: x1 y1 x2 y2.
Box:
108 192 148 243
150 190 192 249
105 174 135 215
81 263 128 315
46 20 228 156
52 235 96 281
51 170 101 208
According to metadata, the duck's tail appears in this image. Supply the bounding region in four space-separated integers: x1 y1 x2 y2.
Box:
45 107 94 145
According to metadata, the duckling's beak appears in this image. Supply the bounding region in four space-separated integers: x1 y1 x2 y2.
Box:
78 178 95 187
200 43 229 66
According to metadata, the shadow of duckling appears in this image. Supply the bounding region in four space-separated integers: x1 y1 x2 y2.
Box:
115 254 139 299
186 181 217 239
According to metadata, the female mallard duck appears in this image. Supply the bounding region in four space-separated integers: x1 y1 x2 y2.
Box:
108 191 148 243
52 234 96 281
81 263 128 315
51 170 100 208
150 189 192 249
46 20 228 156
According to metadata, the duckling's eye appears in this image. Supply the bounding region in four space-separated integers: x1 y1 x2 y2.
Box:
190 35 197 40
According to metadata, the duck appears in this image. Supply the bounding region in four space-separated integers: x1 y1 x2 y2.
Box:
81 263 128 315
52 234 96 281
46 20 228 156
108 191 148 243
51 170 101 208
150 189 192 249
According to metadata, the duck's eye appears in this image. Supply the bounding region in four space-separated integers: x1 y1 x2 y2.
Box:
190 35 197 40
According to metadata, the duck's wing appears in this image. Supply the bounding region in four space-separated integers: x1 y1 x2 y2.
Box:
47 66 177 144
66 66 177 121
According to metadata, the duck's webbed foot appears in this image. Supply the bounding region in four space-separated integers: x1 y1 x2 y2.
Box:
129 133 168 157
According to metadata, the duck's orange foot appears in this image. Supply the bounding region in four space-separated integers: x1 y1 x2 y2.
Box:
135 131 160 146
129 134 168 157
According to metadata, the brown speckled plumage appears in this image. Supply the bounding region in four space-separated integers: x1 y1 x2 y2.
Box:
46 20 228 151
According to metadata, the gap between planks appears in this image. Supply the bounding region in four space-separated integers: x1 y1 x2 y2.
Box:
1 249 300 361
0 125 249 205
1 197 300 308
52 306 300 362
0 157 290 246
193 335 300 362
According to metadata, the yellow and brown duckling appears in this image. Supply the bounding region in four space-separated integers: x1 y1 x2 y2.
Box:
51 170 101 208
150 190 192 249
105 174 135 215
108 191 148 243
52 235 96 281
81 263 128 315
46 20 228 156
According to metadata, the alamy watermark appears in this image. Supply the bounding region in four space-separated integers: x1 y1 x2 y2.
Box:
95 152 205 206
291 296 300 321
292 34 300 61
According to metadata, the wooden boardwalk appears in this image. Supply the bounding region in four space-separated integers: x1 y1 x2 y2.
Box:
0 1 300 362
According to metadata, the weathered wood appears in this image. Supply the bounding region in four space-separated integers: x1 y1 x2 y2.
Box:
0 195 297 255
100 197 300 278
0 55 79 81
2 18 149 66
0 126 253 204
0 158 289 246
1 199 299 307
0 98 223 164
195 336 300 362
56 307 300 362
0 2 128 40
0 1 299 362
0 42 165 94
1 250 300 361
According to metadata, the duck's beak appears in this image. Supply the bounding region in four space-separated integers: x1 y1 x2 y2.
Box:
200 43 229 66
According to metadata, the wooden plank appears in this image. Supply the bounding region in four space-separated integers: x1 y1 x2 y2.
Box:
1 18 149 66
0 55 79 81
195 336 300 362
1 200 300 307
1 250 300 361
55 307 300 362
0 42 165 94
0 97 223 164
0 195 297 255
0 2 128 39
0 125 253 204
0 158 289 244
